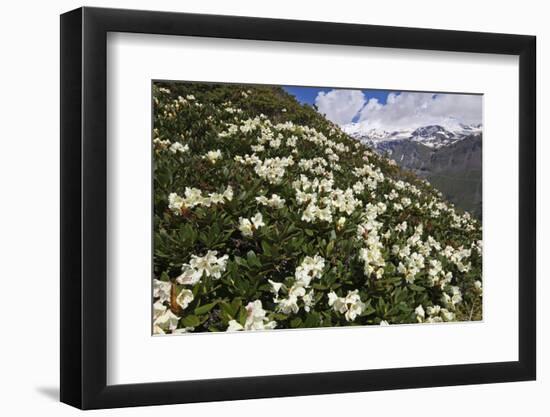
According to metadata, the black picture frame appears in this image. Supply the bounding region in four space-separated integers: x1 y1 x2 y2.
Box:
60 6 536 410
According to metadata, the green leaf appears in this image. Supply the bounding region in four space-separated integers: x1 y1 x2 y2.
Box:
160 271 170 282
247 250 261 267
181 315 201 327
303 311 321 328
290 317 303 328
409 283 426 292
326 240 335 256
261 240 272 256
194 301 218 315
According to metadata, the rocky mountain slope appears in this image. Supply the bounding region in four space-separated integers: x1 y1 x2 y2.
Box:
343 123 482 218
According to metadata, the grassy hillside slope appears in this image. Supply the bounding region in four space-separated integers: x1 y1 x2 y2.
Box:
152 82 483 334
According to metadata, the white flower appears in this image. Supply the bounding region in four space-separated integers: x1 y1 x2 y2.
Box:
168 192 185 214
336 217 346 230
153 279 171 303
440 309 455 322
425 304 456 323
153 137 171 150
168 185 233 213
442 286 463 309
172 327 194 334
256 193 286 209
256 196 269 206
226 320 244 332
153 309 180 334
474 280 483 296
242 300 277 330
176 265 202 285
317 206 333 222
190 251 228 279
209 192 225 204
275 295 301 314
251 144 265 152
295 255 325 287
239 213 265 236
227 300 277 332
223 185 234 201
415 305 425 322
169 142 189 154
204 149 222 164
183 187 206 208
268 279 283 294
176 251 229 285
251 212 265 228
253 156 294 184
301 203 319 223
175 288 194 310
269 137 282 149
327 290 366 322
286 135 298 147
238 218 254 237
275 283 307 314
153 300 167 320
303 290 314 312
395 221 407 233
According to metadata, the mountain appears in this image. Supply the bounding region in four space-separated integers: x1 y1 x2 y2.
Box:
387 134 482 219
342 122 482 219
343 122 482 150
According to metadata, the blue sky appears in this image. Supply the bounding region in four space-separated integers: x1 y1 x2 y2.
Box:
282 86 482 130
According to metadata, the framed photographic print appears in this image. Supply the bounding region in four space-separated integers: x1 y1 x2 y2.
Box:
60 6 536 409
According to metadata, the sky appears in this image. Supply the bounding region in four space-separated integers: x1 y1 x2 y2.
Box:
283 86 482 131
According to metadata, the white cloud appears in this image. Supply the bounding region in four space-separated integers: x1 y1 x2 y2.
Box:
314 89 482 131
314 89 366 125
356 92 482 131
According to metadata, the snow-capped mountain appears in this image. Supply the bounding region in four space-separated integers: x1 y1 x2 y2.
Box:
341 121 483 218
342 122 482 150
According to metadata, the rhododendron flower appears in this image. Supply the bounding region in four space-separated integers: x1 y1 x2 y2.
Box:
169 142 189 154
153 279 171 303
268 279 283 294
238 218 254 237
256 194 285 208
328 290 366 322
238 213 264 237
153 309 180 334
295 255 325 287
227 300 277 331
204 149 222 164
474 280 483 296
176 288 194 310
176 251 229 285
415 305 425 322
226 320 244 332
251 213 265 228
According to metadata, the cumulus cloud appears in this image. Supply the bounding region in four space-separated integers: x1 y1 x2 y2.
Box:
356 92 482 131
315 89 366 125
314 89 482 131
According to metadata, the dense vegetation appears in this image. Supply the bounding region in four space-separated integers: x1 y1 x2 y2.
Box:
152 82 483 334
